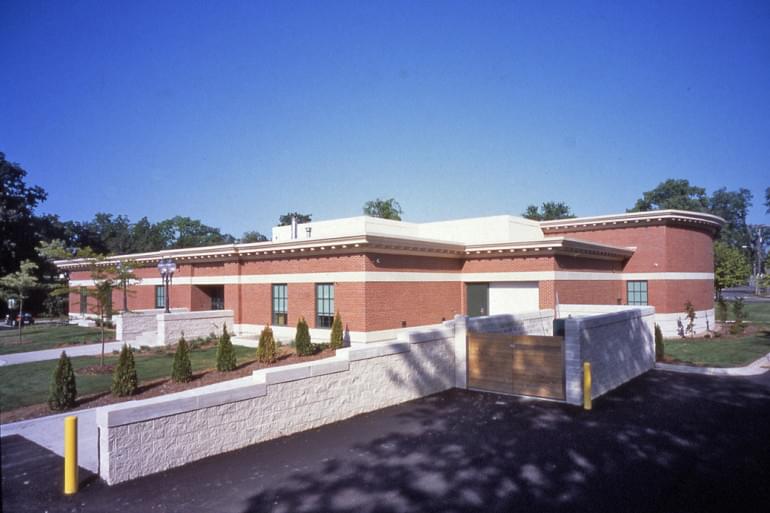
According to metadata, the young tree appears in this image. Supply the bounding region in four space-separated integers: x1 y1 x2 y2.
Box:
522 202 575 221
257 325 277 364
111 343 138 397
731 298 746 335
329 312 343 350
114 260 139 313
684 301 696 338
216 325 237 371
0 260 40 344
278 212 312 226
714 242 751 299
294 316 313 356
87 260 116 367
629 179 709 213
363 198 403 220
48 351 77 411
171 334 193 383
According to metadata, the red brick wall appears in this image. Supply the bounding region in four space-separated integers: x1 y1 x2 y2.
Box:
363 282 462 331
555 280 624 306
664 226 714 272
555 256 622 272
553 225 666 273
462 256 555 273
240 254 365 275
364 254 462 272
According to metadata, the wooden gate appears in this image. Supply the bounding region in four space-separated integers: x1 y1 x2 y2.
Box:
467 332 565 400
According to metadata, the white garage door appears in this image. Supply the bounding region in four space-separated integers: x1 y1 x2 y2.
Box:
488 282 539 315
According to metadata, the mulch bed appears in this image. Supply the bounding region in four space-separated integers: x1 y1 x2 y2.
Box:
1 346 336 424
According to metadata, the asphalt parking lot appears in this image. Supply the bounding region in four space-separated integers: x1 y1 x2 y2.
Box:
3 369 770 513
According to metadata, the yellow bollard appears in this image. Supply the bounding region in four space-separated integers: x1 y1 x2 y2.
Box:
64 416 78 495
583 362 592 411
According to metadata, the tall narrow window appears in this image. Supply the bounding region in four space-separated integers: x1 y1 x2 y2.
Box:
627 281 648 306
155 285 166 309
315 283 334 328
79 287 88 315
272 284 288 325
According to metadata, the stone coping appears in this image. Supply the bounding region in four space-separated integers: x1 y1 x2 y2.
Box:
565 307 655 330
157 309 233 320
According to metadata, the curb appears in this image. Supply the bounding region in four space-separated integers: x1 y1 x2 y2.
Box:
655 351 770 376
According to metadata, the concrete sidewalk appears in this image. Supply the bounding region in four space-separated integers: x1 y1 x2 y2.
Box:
0 408 99 473
0 341 126 366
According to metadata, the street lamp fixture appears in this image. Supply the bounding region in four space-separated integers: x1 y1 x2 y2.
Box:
157 258 176 313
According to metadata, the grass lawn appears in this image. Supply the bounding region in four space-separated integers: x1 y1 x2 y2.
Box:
0 324 115 355
664 331 770 367
721 302 770 323
0 344 256 412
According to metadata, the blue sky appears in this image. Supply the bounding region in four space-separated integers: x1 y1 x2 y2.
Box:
1 0 768 236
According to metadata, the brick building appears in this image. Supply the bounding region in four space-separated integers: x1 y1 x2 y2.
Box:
57 209 723 340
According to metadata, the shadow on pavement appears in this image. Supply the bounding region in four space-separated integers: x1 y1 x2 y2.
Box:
3 370 770 513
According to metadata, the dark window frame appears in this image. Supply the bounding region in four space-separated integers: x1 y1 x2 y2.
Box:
315 283 335 328
272 284 288 326
627 280 648 306
155 285 166 309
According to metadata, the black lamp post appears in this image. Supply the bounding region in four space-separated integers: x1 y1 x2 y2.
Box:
157 258 176 313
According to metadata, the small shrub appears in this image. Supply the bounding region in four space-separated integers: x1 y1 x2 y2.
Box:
295 317 314 356
329 312 343 350
216 325 237 372
111 344 138 397
654 324 664 361
171 335 193 383
684 300 696 338
731 298 746 335
257 325 277 364
48 351 77 411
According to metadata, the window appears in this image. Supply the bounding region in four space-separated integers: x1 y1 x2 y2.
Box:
272 284 287 325
627 281 648 306
79 287 87 315
155 285 166 309
315 283 334 328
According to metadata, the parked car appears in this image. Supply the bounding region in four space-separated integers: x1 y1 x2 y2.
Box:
9 312 34 327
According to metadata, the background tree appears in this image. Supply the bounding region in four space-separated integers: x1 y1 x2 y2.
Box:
114 260 139 312
48 351 77 411
714 242 751 298
522 202 575 221
708 187 753 248
0 152 47 276
765 187 770 213
155 216 235 249
628 179 709 212
241 230 269 243
363 198 403 220
278 212 312 226
0 260 40 344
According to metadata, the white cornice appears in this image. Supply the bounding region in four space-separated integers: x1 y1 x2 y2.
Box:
540 209 725 232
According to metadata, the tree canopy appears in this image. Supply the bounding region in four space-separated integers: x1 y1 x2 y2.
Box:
522 202 575 221
708 187 753 248
241 230 269 243
628 179 709 212
363 198 403 221
278 212 312 226
714 241 751 296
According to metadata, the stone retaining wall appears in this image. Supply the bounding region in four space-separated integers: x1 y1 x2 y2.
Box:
156 310 234 345
96 325 454 484
564 307 655 405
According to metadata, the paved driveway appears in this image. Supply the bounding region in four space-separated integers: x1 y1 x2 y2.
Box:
3 370 770 513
